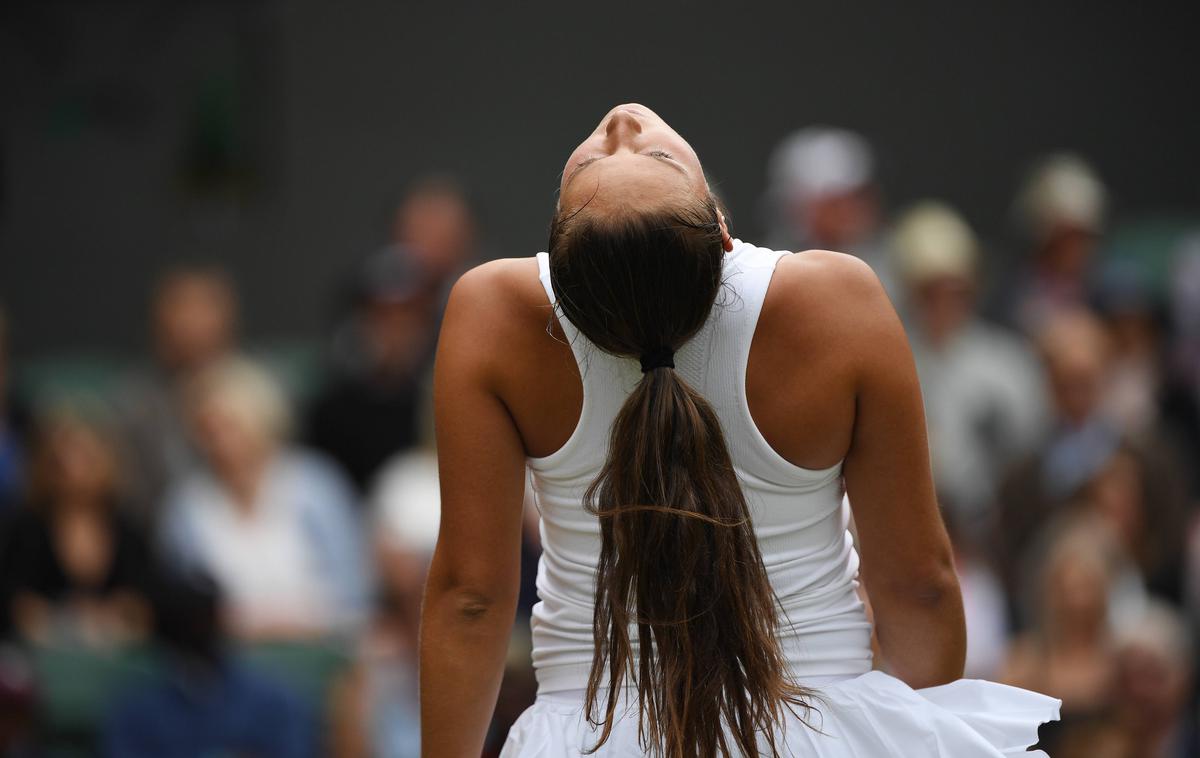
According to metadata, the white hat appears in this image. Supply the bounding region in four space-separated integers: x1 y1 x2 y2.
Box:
371 450 442 554
769 127 875 202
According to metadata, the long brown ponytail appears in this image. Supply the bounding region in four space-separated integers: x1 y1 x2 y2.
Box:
547 195 816 757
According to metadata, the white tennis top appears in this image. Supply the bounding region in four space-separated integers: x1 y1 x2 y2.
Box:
526 239 874 694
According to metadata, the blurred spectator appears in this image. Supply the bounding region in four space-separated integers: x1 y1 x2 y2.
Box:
0 307 31 515
1084 447 1175 599
392 174 480 314
370 450 442 619
763 127 895 298
371 445 543 621
159 357 370 641
113 266 238 524
0 645 37 757
999 513 1142 754
1047 718 1136 758
1113 600 1198 758
891 201 1048 538
1181 510 1200 637
1162 233 1200 498
1092 258 1166 439
305 247 439 492
307 176 480 493
995 308 1189 608
326 438 437 757
0 403 155 646
996 154 1107 334
328 394 541 757
943 509 1010 679
103 569 317 757
326 440 437 757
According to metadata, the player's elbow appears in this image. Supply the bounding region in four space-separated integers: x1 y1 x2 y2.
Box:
449 588 509 622
425 584 518 630
425 559 519 625
910 568 961 609
877 557 961 610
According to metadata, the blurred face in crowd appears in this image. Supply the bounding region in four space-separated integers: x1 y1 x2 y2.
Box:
363 296 437 378
1039 311 1110 426
558 104 721 228
1046 348 1105 425
186 362 290 504
1038 225 1098 281
1117 637 1191 735
394 185 476 280
1041 536 1110 638
1106 308 1159 361
1087 450 1145 554
912 274 975 345
190 389 275 483
801 186 880 250
33 415 117 507
153 272 236 374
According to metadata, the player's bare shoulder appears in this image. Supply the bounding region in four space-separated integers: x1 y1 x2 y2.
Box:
446 257 550 325
768 249 896 339
773 248 886 305
441 257 551 364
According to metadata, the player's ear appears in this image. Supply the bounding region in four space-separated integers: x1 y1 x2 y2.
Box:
718 212 733 252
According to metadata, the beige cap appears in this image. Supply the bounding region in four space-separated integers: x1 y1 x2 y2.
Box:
891 201 979 285
1016 153 1107 237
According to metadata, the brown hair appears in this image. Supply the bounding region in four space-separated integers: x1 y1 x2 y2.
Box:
26 401 121 510
548 194 816 757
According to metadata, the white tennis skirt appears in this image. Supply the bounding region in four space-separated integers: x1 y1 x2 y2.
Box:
499 670 1061 757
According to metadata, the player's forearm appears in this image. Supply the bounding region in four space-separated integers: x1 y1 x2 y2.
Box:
419 588 515 758
870 571 966 689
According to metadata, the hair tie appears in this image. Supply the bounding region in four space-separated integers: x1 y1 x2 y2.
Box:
639 346 676 372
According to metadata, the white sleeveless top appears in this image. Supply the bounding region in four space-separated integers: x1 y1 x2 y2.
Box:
527 239 874 694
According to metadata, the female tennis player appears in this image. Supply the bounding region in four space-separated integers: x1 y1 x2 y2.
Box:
419 103 1061 757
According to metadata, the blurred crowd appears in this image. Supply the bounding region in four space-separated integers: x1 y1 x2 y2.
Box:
766 130 1200 758
0 135 1198 757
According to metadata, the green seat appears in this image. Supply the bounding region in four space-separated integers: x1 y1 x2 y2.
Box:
28 639 352 755
234 638 354 712
1101 214 1200 300
15 352 128 413
30 642 160 756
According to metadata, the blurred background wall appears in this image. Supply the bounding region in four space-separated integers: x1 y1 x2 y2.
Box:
2 0 1197 357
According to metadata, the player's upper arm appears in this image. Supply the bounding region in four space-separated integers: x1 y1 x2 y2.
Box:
832 255 957 597
426 261 529 610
